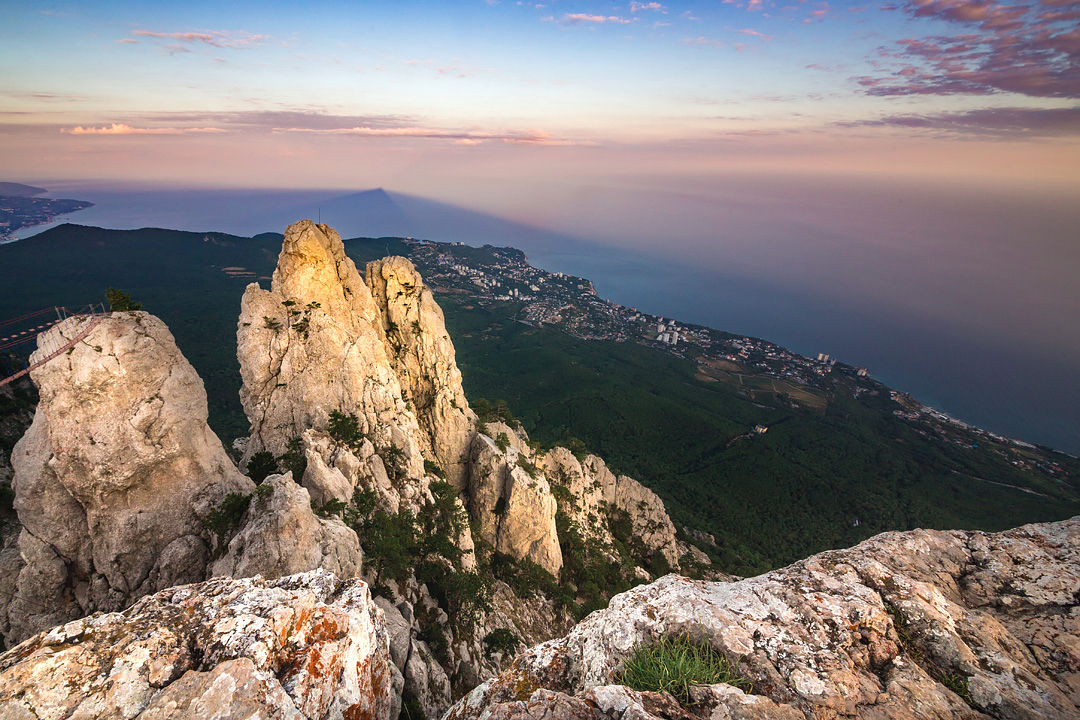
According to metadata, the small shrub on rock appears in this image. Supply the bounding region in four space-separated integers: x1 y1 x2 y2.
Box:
245 451 278 485
483 628 520 658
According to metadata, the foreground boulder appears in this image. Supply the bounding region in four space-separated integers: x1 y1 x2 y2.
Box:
0 570 392 720
448 517 1080 720
5 312 254 645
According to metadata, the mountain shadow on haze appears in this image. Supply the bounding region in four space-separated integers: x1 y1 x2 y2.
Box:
0 182 47 197
253 188 587 258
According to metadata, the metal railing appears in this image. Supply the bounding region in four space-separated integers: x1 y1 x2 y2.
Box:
0 304 109 388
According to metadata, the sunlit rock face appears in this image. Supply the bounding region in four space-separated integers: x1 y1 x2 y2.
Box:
0 570 393 720
236 219 690 583
237 220 427 482
5 311 253 645
447 516 1080 720
469 429 563 575
366 256 476 489
539 448 681 571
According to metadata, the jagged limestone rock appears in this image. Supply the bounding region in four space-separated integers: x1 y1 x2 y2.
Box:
211 472 362 582
469 433 562 575
366 256 477 488
237 220 426 485
6 312 253 645
447 517 1080 720
0 570 392 720
540 449 681 571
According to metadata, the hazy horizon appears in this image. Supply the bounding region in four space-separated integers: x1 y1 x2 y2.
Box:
6 177 1078 455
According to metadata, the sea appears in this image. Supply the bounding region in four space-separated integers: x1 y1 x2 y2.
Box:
9 178 1079 456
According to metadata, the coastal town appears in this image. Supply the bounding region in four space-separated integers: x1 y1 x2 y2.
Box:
401 237 1070 475
0 193 92 241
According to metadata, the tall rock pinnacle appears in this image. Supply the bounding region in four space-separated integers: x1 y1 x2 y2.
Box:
6 312 254 642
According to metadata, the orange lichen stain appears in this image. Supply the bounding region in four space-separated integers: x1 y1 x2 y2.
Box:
509 669 541 701
344 701 377 720
292 605 316 638
307 613 348 644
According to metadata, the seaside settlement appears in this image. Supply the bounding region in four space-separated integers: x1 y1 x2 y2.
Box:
396 238 1068 479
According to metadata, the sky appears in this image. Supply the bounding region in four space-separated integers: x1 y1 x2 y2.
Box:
1 0 1077 196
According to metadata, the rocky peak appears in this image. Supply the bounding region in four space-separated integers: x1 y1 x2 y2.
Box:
237 222 431 496
237 220 688 585
539 449 681 572
366 256 476 488
469 428 563 575
4 311 254 644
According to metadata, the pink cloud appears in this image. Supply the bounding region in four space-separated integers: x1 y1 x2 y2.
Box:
682 36 725 48
283 125 592 146
630 2 667 11
62 123 225 135
739 28 774 40
131 29 267 49
861 0 1080 97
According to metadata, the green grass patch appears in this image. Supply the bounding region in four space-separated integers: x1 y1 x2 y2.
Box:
619 635 749 706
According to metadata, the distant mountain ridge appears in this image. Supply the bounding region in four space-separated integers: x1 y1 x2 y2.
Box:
13 185 589 260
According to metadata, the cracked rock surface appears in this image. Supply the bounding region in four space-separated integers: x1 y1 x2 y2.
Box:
447 516 1080 720
4 312 253 646
0 570 392 720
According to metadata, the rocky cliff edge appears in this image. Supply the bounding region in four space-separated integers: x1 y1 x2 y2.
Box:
448 516 1080 720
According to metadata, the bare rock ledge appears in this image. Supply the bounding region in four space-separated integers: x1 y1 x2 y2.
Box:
447 516 1080 720
0 570 392 720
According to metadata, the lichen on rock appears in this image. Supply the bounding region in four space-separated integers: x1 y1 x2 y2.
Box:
0 570 392 720
447 516 1080 720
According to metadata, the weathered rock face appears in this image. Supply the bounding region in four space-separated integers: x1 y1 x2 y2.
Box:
0 570 393 720
447 516 1080 720
539 449 681 571
236 221 688 585
237 220 427 486
366 256 476 488
469 431 563 576
5 312 253 645
211 472 362 582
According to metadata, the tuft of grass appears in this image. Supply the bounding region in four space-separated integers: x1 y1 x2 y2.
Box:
619 635 749 706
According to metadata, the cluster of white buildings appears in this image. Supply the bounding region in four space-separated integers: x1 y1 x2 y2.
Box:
656 320 681 345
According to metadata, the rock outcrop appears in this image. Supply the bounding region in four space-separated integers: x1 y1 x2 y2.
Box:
539 448 680 571
469 429 563 575
235 220 686 586
211 472 362 582
0 570 392 720
4 312 253 645
237 220 427 487
366 256 476 488
447 516 1080 720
